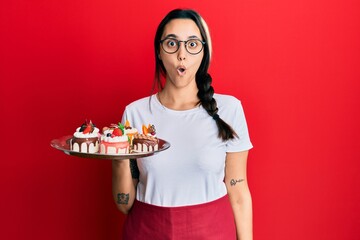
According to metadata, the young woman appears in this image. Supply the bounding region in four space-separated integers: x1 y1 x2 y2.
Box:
112 9 253 240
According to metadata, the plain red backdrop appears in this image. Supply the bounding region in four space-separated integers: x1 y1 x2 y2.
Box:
1 0 359 239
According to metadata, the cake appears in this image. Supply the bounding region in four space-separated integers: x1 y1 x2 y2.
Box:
132 124 159 152
124 120 138 145
100 123 130 154
70 120 100 153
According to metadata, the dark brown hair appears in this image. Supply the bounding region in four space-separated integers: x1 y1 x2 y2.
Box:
153 9 238 140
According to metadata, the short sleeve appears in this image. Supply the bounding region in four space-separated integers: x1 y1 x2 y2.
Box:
225 100 253 152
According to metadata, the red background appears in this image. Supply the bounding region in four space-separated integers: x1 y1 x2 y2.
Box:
1 0 359 239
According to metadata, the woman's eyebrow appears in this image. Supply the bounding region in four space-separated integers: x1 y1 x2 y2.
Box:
188 35 200 39
163 34 178 39
163 34 201 40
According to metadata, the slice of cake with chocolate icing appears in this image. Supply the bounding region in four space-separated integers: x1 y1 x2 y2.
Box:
133 124 159 152
70 120 100 153
100 123 130 154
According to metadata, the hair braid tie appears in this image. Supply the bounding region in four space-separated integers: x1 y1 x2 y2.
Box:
212 113 220 120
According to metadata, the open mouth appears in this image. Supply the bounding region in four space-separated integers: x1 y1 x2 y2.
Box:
177 66 186 75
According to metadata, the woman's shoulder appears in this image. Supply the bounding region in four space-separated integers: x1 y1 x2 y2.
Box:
125 95 153 110
213 93 242 107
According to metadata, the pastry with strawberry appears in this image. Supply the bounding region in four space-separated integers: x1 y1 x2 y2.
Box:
100 123 130 154
133 124 159 152
70 120 100 153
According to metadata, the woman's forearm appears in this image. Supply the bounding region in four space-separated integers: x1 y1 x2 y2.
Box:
225 151 252 239
231 190 253 240
112 160 137 214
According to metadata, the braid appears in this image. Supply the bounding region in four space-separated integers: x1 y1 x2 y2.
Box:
196 73 238 141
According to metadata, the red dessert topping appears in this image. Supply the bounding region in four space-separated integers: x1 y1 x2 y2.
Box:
80 120 95 134
112 128 123 137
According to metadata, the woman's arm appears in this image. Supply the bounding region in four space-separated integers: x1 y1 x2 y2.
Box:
112 159 138 214
225 151 253 240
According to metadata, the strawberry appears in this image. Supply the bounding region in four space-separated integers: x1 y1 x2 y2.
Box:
79 122 88 132
82 125 92 134
112 128 122 136
80 120 95 133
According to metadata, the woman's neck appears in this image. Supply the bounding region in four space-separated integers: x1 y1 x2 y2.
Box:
158 87 200 111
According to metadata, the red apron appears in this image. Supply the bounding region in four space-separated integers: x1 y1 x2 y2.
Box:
122 195 236 240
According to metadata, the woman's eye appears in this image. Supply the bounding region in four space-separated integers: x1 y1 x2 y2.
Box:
188 41 198 48
167 41 177 47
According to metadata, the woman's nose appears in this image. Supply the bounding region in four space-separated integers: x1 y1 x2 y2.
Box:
177 42 186 61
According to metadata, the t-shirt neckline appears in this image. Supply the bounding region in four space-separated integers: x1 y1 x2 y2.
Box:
152 93 203 114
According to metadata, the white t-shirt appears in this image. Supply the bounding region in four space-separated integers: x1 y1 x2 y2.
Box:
122 93 253 207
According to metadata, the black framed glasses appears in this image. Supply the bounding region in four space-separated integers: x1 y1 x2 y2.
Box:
160 38 206 55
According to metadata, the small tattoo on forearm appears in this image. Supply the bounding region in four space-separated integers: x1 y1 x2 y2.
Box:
117 193 129 205
230 179 244 186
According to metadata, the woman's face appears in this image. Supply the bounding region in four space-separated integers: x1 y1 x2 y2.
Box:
159 19 204 90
